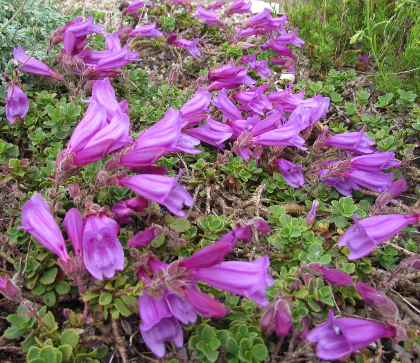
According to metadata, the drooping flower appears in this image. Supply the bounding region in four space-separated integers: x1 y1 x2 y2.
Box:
82 214 125 280
180 88 211 118
167 33 201 57
355 282 398 315
374 179 406 211
129 22 163 37
19 194 69 261
5 84 29 124
187 255 273 306
118 171 194 217
226 0 252 15
320 267 354 286
306 200 319 226
240 54 272 79
324 127 376 155
122 0 152 18
338 214 420 260
212 88 243 122
13 46 55 77
260 297 293 336
208 60 256 88
62 208 85 257
349 152 401 171
307 310 395 360
274 158 305 188
193 4 223 26
112 197 148 224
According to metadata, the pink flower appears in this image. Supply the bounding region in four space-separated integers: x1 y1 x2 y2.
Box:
129 22 163 37
338 214 420 260
324 127 377 155
82 215 125 280
320 267 354 286
62 208 85 257
274 158 304 188
118 171 193 217
19 194 69 261
112 197 148 224
355 282 398 315
6 84 29 124
260 298 292 336
193 4 223 26
13 46 55 76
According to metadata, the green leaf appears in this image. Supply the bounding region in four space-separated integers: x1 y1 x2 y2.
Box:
40 268 58 284
28 346 42 361
208 337 220 351
201 325 215 342
39 346 59 363
120 294 139 313
83 290 101 301
58 345 72 362
55 281 71 295
168 218 190 232
250 344 268 360
61 329 79 348
240 338 252 352
4 325 28 339
216 330 230 345
334 215 348 228
99 292 113 305
204 349 218 362
114 298 133 317
95 346 109 359
292 286 308 299
227 337 240 355
44 291 57 306
43 311 57 330
22 331 36 352
308 299 321 312
28 359 46 363
8 158 21 168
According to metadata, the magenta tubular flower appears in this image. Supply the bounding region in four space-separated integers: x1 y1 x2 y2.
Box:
20 194 69 261
260 298 292 337
307 310 396 360
320 267 354 286
62 208 84 257
180 88 210 118
274 158 305 188
355 282 398 315
174 38 201 57
240 54 272 79
0 276 21 301
342 169 393 193
306 200 319 226
13 46 54 76
324 127 377 155
123 0 152 17
6 84 29 124
66 100 107 154
247 8 271 26
209 1 225 9
180 242 232 270
350 152 401 171
94 46 141 71
82 215 124 280
188 255 273 306
64 14 105 38
128 226 160 248
226 0 252 15
139 292 183 358
70 109 133 165
120 108 183 167
185 118 232 149
338 214 420 260
88 78 128 121
183 288 226 317
208 61 256 87
265 28 305 48
375 179 406 209
193 4 223 26
212 89 243 122
235 87 273 116
129 22 163 37
112 197 148 224
253 121 307 150
118 172 193 217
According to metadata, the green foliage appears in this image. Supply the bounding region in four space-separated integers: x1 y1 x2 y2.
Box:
0 0 68 82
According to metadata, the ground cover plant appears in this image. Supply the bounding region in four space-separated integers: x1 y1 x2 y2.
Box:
0 0 420 362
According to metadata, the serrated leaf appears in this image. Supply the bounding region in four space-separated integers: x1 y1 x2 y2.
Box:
189 336 199 350
22 331 36 352
44 291 57 306
28 359 45 363
216 330 230 345
61 329 79 348
204 349 218 362
114 298 132 317
39 346 58 363
55 281 71 295
227 337 239 355
40 268 58 284
250 344 268 360
240 338 253 352
99 292 113 305
208 337 220 351
201 325 215 342
292 286 308 299
58 345 72 362
43 311 57 330
4 325 28 339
